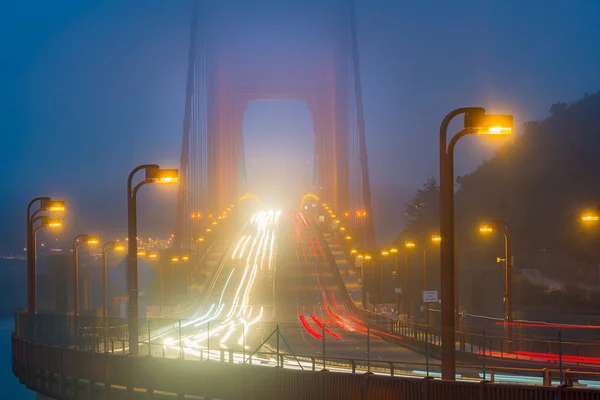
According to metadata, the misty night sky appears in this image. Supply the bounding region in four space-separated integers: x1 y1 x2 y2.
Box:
1 0 600 253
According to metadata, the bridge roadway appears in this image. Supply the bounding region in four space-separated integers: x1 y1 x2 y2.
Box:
149 209 573 383
150 209 430 370
147 209 600 383
12 208 600 398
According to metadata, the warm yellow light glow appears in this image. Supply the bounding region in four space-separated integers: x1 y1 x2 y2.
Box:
483 126 512 135
47 200 66 212
148 252 157 259
479 225 494 234
47 218 62 228
466 113 513 135
197 237 204 242
357 254 364 259
350 249 358 254
389 248 398 254
340 227 346 232
299 193 319 210
114 244 125 251
206 228 212 232
154 168 179 183
431 234 442 243
171 257 179 262
332 214 337 218
345 236 352 240
381 250 390 256
181 255 189 261
405 241 416 248
344 212 349 217
364 255 372 260
582 213 600 222
86 236 99 245
212 221 217 225
137 249 146 256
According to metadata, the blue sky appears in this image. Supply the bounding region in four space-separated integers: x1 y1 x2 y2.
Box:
1 0 600 251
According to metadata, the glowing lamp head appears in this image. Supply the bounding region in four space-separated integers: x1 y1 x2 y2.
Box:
171 257 179 262
405 241 416 249
381 250 390 256
181 255 189 261
86 236 99 245
479 225 495 234
465 112 513 136
156 169 179 183
345 235 352 240
46 218 62 228
114 243 125 251
389 248 398 254
137 249 146 256
582 213 600 222
148 252 157 259
431 234 442 243
364 255 372 260
198 237 205 243
47 200 66 212
350 249 358 254
206 228 212 233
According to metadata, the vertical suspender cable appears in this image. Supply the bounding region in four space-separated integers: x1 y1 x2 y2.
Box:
348 0 374 248
174 4 199 250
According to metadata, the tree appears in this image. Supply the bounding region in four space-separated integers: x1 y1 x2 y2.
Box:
400 177 439 241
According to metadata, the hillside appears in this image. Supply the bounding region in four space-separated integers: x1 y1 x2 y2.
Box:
398 92 600 318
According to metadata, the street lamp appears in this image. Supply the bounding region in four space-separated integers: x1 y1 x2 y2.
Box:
439 107 513 380
404 241 416 320
380 250 390 309
72 234 99 316
31 216 62 312
127 164 178 355
422 234 441 325
26 198 65 313
102 242 125 322
389 248 400 316
479 220 513 347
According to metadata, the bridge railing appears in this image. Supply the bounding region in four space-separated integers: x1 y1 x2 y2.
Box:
13 311 600 393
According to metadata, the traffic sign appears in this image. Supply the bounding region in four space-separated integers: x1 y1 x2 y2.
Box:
423 290 438 303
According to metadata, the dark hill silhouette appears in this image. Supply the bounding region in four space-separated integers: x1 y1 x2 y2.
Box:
397 91 600 319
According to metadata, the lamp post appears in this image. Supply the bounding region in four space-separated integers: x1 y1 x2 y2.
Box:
101 242 125 322
389 248 399 317
127 164 178 355
72 234 99 316
31 216 62 313
380 250 389 309
439 107 513 380
425 234 442 325
363 254 372 307
479 220 513 348
26 198 65 313
404 241 416 320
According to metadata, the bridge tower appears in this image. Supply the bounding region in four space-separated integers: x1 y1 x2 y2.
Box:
174 0 374 250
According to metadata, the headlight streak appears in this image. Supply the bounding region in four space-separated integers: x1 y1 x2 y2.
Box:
231 236 246 259
162 210 279 356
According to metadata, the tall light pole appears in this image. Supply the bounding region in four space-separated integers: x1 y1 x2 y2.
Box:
404 241 416 320
439 107 513 380
389 248 399 317
31 216 62 312
72 234 99 316
426 234 442 325
26 198 65 313
479 220 513 348
127 164 178 355
380 250 389 309
102 242 125 322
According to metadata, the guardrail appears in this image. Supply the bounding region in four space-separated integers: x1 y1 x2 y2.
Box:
13 326 600 399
